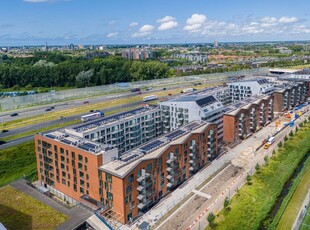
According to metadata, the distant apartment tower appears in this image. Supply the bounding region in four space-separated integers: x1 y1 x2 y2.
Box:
65 106 162 154
214 41 219 48
122 49 154 60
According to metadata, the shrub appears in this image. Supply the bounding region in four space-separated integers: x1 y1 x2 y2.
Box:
264 156 269 165
284 135 288 141
255 163 260 171
208 212 216 227
246 174 252 185
278 141 282 148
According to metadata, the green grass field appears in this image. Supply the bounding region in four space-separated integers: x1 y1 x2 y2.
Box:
207 122 310 230
0 142 36 187
300 206 310 230
276 161 310 230
0 186 68 229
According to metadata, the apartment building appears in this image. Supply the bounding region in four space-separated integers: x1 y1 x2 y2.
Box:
35 131 118 206
122 49 154 60
158 88 226 140
99 121 218 224
227 79 275 103
223 95 274 143
273 82 308 112
65 106 162 154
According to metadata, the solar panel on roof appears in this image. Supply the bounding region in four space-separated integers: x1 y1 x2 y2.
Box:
140 140 164 152
196 96 216 107
61 139 73 145
45 134 56 139
122 154 139 162
165 130 185 140
186 122 200 130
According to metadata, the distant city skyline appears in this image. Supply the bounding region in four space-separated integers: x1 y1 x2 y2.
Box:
1 0 310 46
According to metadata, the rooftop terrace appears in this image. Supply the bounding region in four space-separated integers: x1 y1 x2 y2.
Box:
43 131 114 155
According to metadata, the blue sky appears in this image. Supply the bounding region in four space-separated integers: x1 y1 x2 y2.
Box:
1 0 310 45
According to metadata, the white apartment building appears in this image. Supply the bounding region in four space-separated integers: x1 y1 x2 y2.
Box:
65 106 162 154
227 79 275 103
159 89 225 140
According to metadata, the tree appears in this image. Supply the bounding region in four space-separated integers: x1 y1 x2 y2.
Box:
224 197 230 208
264 156 269 165
284 135 288 141
289 131 294 137
278 141 282 148
208 212 216 227
255 163 260 171
272 150 276 155
25 84 33 90
246 174 252 185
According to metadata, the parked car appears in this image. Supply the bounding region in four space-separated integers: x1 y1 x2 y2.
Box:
59 116 66 120
10 113 18 117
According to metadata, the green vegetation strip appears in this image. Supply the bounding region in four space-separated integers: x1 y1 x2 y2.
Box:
0 186 68 229
275 157 310 230
209 122 310 230
0 141 36 187
300 206 310 230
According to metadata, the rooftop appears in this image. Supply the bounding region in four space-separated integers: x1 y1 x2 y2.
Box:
100 120 212 178
224 94 271 116
68 105 159 133
42 131 114 155
227 78 270 85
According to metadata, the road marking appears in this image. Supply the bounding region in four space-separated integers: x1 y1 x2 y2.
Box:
193 190 211 199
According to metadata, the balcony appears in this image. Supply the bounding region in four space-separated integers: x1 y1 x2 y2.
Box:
167 183 173 188
166 175 173 181
189 167 194 172
167 167 173 173
138 203 146 210
137 194 145 200
137 173 150 183
166 157 176 165
137 186 144 192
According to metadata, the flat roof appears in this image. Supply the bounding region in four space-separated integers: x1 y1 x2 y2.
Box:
224 94 270 116
69 105 159 133
100 120 212 178
227 78 270 85
42 131 115 155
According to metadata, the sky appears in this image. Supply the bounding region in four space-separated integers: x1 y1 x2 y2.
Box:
1 0 310 46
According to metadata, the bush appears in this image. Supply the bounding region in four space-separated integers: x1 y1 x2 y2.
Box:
284 135 288 141
208 212 216 227
255 163 260 171
246 174 252 185
264 156 269 165
278 141 282 148
272 150 276 155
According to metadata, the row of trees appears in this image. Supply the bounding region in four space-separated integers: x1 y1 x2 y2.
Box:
0 53 171 89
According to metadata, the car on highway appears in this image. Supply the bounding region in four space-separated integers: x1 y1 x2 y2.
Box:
1 129 9 133
168 93 172 96
162 87 167 90
59 116 66 120
83 101 89 104
45 108 52 111
131 88 141 92
50 106 55 109
10 113 18 117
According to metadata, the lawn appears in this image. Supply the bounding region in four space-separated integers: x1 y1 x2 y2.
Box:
2 83 214 130
207 122 310 230
0 142 36 187
275 158 310 230
300 206 310 230
0 186 68 229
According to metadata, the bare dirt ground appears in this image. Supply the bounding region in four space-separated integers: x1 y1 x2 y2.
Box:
159 195 207 230
159 165 244 230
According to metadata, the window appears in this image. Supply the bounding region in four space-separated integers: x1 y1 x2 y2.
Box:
85 157 88 164
38 140 41 145
106 173 112 183
158 158 162 165
61 156 65 162
87 182 90 188
37 147 41 152
125 196 129 204
71 152 75 159
107 192 113 201
60 148 64 154
126 185 132 194
79 171 84 178
62 179 66 185
86 174 89 180
62 171 66 177
80 187 84 194
78 162 83 170
128 174 134 183
78 154 83 162
147 163 152 172
80 179 84 187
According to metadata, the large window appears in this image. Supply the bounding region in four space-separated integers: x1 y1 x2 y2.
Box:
106 173 112 183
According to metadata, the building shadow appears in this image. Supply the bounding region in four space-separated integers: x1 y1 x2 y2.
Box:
0 204 32 230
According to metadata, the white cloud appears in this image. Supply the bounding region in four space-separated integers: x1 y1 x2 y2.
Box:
279 16 298 23
158 21 178 31
129 22 138 27
184 14 207 32
157 16 176 23
132 24 154 37
157 16 178 31
106 32 118 38
108 20 117 25
139 24 154 33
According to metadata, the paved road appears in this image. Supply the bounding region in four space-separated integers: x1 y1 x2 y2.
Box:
11 179 93 230
0 100 145 150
